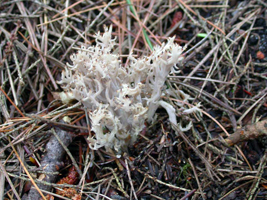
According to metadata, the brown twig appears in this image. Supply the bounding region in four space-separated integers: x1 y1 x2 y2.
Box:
27 127 73 200
225 119 267 146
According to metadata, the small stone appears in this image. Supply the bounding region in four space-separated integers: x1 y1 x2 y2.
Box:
248 34 259 46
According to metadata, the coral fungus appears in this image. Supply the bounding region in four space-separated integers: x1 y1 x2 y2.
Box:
58 26 198 153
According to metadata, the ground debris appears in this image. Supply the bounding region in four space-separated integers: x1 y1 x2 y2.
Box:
225 119 267 146
26 128 73 200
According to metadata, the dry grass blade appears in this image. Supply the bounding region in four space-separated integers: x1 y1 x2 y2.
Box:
10 142 46 200
0 162 21 200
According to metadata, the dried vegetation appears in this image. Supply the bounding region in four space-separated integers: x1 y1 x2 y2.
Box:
0 0 267 199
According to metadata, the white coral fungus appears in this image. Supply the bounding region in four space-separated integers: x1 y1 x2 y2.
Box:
58 26 187 153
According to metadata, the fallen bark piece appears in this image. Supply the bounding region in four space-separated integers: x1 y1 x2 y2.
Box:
26 127 73 200
225 119 267 146
56 166 79 198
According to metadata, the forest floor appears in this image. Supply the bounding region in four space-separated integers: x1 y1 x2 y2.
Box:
0 0 267 199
